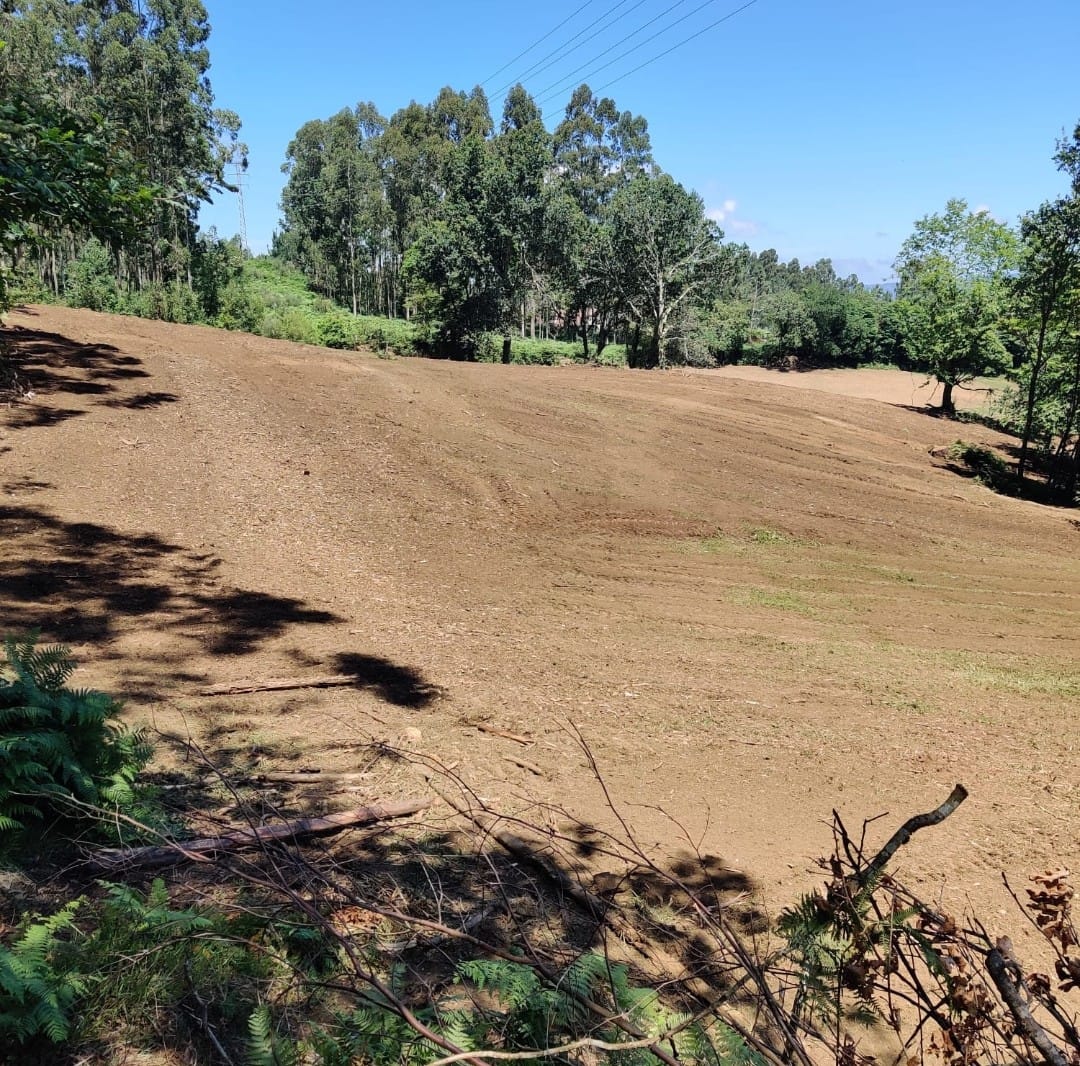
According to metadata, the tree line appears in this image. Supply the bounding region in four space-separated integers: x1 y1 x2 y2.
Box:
273 82 907 369
2 3 1079 497
0 0 244 321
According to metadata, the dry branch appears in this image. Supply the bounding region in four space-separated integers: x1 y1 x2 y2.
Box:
197 674 360 696
474 723 535 745
242 770 374 786
89 797 434 871
986 940 1070 1066
857 782 969 888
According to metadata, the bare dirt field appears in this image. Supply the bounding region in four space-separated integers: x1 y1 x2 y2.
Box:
3 305 1078 920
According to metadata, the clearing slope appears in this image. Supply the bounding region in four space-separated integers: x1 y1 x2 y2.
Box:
2 305 1078 908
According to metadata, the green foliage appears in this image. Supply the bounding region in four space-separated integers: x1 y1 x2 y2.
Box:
64 238 119 312
0 85 151 313
779 886 921 1035
946 440 1013 492
895 199 1017 413
0 634 151 841
263 952 749 1066
77 879 281 1048
0 902 85 1046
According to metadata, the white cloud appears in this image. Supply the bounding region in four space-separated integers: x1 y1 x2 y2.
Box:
973 204 991 215
706 197 757 235
727 218 759 236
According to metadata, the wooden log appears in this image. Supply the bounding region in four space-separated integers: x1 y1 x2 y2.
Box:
197 674 360 696
474 723 535 746
89 797 434 871
243 771 373 786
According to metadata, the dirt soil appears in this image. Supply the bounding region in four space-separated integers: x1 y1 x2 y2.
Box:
3 305 1078 920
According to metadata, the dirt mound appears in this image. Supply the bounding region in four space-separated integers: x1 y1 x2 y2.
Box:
3 305 1077 911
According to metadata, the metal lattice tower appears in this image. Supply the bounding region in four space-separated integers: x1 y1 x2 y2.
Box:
234 162 249 253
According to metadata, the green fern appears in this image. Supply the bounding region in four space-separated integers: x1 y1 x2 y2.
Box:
0 633 152 844
0 901 85 1046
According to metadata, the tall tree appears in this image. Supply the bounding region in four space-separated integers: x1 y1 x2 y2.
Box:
895 199 1017 414
608 173 724 368
1010 197 1080 478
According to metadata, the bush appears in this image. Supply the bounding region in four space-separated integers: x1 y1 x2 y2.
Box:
64 239 119 312
315 309 360 349
120 282 203 324
215 279 263 333
0 635 150 840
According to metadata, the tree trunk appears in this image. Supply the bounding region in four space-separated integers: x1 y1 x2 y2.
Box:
501 333 512 364
1019 315 1050 479
941 380 956 416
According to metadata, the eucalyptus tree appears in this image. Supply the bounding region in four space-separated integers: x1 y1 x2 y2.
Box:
278 104 388 313
551 85 654 357
1010 197 1080 478
405 87 554 360
1 0 240 295
895 199 1017 415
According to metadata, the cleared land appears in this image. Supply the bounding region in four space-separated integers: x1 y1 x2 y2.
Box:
3 305 1078 912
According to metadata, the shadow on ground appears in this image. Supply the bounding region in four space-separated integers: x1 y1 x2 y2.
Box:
3 326 148 406
0 503 343 696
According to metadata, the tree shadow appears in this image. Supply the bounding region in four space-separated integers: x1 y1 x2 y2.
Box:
1 325 151 428
330 652 443 709
102 390 179 410
0 503 343 695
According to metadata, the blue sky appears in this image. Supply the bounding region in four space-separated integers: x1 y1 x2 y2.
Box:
198 0 1079 285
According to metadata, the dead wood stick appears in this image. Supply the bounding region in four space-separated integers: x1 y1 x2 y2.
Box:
987 941 1069 1066
197 674 360 696
89 797 434 871
474 723 535 745
857 783 968 889
243 771 373 786
502 755 545 777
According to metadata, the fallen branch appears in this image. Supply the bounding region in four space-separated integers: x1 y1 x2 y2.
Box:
197 674 361 696
502 755 545 777
242 770 373 786
89 797 434 871
474 723 535 745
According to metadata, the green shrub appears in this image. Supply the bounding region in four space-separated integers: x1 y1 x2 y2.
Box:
0 635 151 839
120 281 203 324
353 314 419 356
946 440 1012 491
215 279 263 333
64 239 119 312
315 309 360 349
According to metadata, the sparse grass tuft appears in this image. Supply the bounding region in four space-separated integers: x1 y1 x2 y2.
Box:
729 587 814 614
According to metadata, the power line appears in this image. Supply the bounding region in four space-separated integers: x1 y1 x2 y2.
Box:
491 0 648 100
542 0 758 106
481 0 599 87
534 0 716 102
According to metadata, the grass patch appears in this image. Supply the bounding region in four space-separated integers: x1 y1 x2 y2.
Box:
678 524 813 556
935 650 1080 698
728 587 814 614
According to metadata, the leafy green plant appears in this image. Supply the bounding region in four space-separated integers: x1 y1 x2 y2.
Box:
0 634 151 838
0 902 85 1046
257 952 747 1065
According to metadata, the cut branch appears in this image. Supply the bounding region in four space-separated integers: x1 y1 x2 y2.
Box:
197 673 361 696
986 941 1069 1066
857 783 968 888
89 797 434 871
